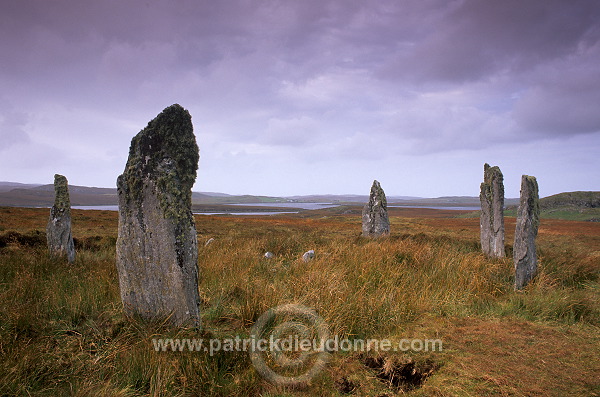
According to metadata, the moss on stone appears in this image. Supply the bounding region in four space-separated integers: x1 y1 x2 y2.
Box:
51 174 71 218
481 164 504 228
115 104 200 325
514 174 540 289
370 180 387 208
47 174 75 263
479 163 505 258
118 104 199 227
362 180 390 237
523 175 540 232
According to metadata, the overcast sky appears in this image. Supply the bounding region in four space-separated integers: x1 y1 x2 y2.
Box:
1 0 599 198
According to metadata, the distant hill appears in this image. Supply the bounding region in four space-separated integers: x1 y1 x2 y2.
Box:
536 191 600 221
539 191 600 210
501 191 600 221
0 182 285 207
0 184 118 207
286 194 423 203
1 182 595 220
0 182 43 192
191 192 286 204
0 182 490 205
0 181 461 207
395 196 519 207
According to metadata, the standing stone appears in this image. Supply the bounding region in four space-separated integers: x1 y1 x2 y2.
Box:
46 174 75 263
116 104 200 327
479 163 505 257
362 180 390 237
514 175 540 290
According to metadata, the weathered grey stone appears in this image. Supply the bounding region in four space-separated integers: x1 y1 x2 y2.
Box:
362 180 390 237
116 104 200 327
46 174 75 263
264 251 274 259
302 250 315 262
479 163 505 257
514 175 540 290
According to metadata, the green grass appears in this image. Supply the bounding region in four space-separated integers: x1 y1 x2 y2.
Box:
540 207 600 221
502 206 600 221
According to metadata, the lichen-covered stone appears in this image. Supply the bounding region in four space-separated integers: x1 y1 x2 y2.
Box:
362 180 390 237
116 104 200 327
46 174 75 263
479 163 505 257
514 175 540 290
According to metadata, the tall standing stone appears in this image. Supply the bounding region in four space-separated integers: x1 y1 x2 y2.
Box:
46 174 75 263
479 163 505 257
514 175 540 290
116 104 200 327
362 180 390 237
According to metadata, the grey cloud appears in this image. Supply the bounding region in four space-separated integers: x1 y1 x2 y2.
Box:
261 116 319 146
1 0 599 195
513 42 600 135
0 99 30 151
381 0 600 83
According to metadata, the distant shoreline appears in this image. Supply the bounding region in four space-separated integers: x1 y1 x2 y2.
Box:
64 203 481 215
41 203 482 214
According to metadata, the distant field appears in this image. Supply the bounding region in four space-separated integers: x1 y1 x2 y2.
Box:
0 206 599 396
504 206 600 222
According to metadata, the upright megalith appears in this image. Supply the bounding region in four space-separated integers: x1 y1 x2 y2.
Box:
46 174 75 263
514 175 540 290
116 104 200 327
362 180 390 237
479 163 505 257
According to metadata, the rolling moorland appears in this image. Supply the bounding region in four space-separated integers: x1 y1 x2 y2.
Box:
1 181 599 221
0 181 514 208
0 195 599 396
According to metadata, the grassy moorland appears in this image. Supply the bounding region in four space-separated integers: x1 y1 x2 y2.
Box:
0 206 599 396
502 191 600 222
